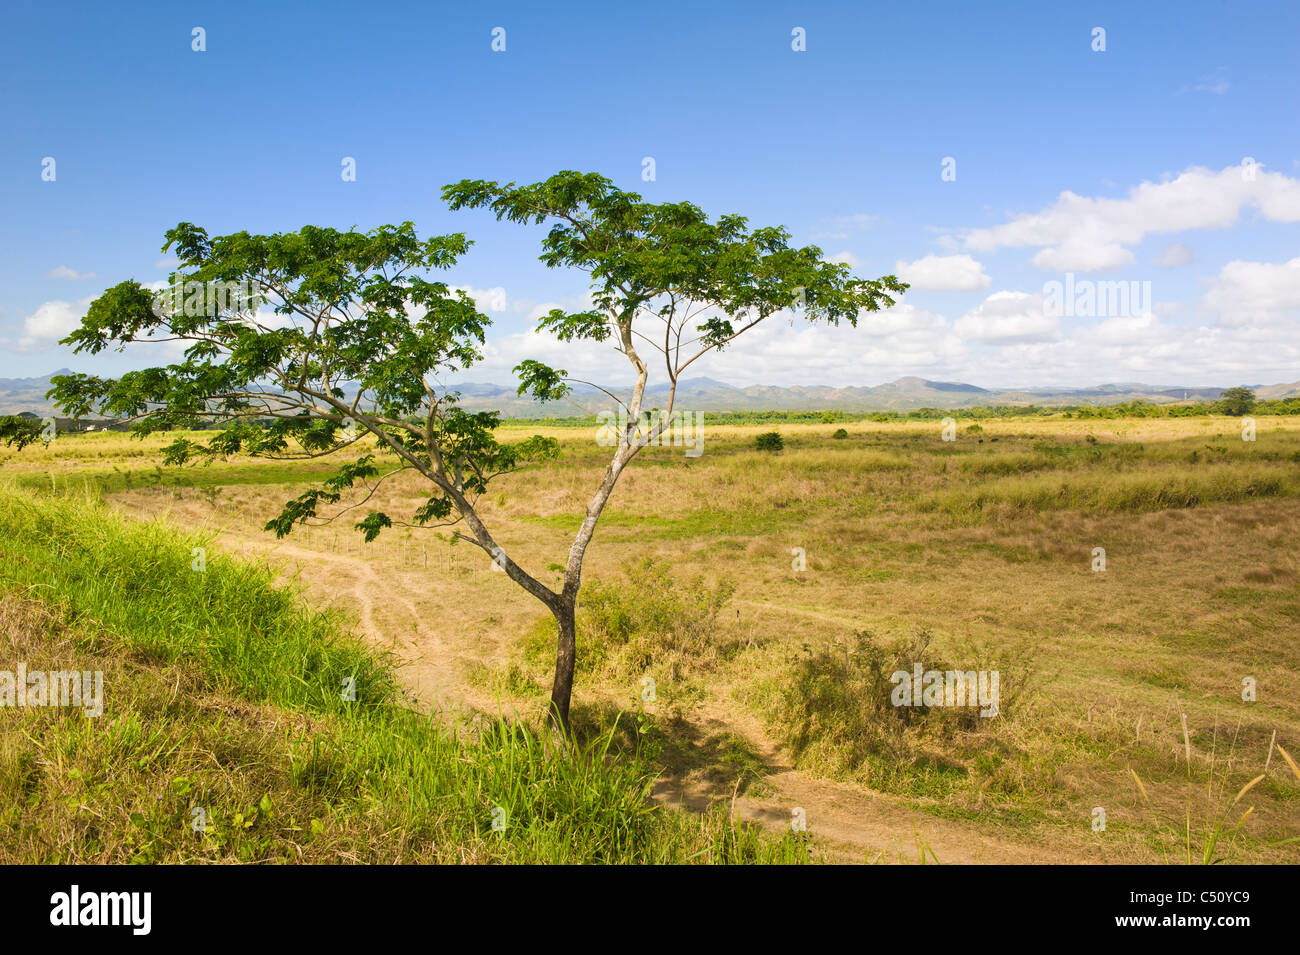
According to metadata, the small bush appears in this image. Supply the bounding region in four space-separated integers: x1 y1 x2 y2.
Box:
831 428 849 440
755 629 1035 797
755 432 784 452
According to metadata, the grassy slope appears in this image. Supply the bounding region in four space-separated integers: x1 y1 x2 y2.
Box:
0 485 806 864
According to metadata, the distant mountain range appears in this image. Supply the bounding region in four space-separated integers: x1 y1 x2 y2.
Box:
404 375 1300 416
3 370 1297 418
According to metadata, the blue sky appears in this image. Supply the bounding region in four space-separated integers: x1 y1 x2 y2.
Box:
2 0 1297 388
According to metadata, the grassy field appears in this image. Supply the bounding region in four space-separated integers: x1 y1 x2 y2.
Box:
2 413 1299 863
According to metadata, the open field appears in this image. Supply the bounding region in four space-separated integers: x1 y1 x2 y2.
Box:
3 413 1299 863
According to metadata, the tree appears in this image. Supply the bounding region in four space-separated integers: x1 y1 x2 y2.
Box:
4 171 906 733
1217 386 1256 416
440 172 904 728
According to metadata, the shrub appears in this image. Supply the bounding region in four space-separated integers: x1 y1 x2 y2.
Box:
755 432 784 452
831 428 849 439
755 629 1034 797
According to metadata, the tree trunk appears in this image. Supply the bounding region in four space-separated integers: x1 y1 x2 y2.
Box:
548 596 577 734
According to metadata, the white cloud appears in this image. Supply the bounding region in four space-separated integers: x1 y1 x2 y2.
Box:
449 285 508 313
828 250 861 268
953 291 1060 344
459 297 964 390
1090 312 1165 346
692 301 963 384
1154 242 1195 267
16 297 93 350
1203 257 1300 327
964 316 1298 388
962 163 1300 272
1032 240 1134 272
46 265 97 281
456 293 1300 390
895 254 990 291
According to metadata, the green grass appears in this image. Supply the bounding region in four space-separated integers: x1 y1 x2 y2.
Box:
0 484 808 864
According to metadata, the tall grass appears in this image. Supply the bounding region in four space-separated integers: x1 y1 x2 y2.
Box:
1127 726 1300 864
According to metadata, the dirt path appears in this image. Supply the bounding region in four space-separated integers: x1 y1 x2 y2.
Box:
114 494 1084 863
652 705 1082 863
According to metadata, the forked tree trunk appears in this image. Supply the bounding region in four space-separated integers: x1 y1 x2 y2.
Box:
544 352 650 737
548 596 578 734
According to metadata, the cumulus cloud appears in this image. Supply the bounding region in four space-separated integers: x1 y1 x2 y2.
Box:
46 265 96 281
828 250 861 268
895 254 990 291
966 315 1298 387
1032 240 1134 272
962 163 1300 272
1089 312 1166 346
1203 257 1300 327
16 297 93 350
453 291 1300 390
457 298 962 390
953 291 1060 344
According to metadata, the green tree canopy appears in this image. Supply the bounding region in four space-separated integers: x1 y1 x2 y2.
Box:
1217 386 1257 416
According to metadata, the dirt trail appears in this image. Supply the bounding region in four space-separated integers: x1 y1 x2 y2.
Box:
209 529 479 713
115 496 1080 863
653 706 1081 864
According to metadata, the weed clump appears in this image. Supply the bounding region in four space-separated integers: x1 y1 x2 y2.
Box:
755 629 1036 798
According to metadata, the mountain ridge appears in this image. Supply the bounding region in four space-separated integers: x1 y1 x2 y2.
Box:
2 370 1296 417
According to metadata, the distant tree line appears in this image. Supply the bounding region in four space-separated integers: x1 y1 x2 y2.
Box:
10 389 1289 436
507 388 1292 427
